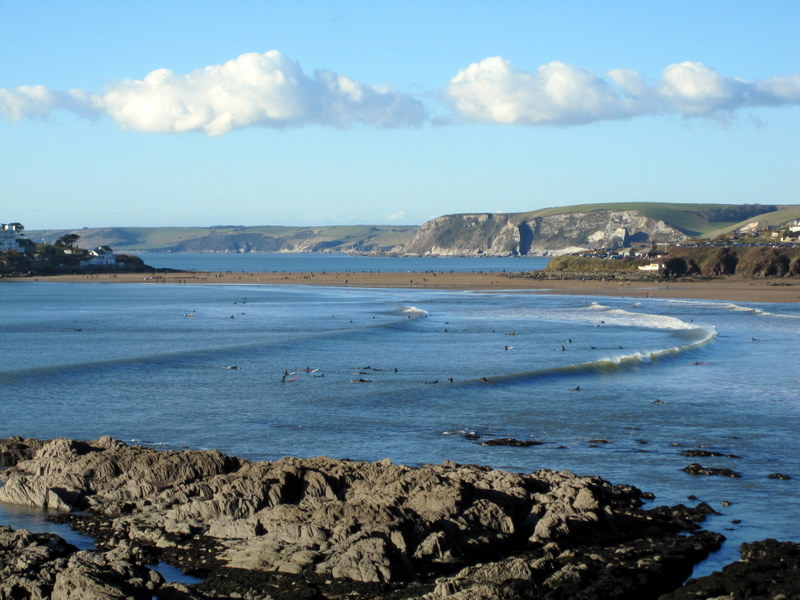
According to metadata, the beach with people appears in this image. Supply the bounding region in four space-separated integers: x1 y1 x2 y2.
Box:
5 269 800 303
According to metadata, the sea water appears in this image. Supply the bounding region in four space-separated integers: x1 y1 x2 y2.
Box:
1 278 798 578
136 252 551 273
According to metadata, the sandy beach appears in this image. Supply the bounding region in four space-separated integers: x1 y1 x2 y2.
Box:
5 270 800 303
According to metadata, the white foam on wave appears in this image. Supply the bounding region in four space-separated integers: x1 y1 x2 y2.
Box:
399 305 428 317
491 324 718 385
724 304 800 320
663 298 800 320
586 301 609 311
581 303 698 331
596 325 717 366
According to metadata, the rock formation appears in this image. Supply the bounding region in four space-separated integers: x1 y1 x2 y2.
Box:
0 436 796 598
0 525 168 600
660 539 800 600
400 210 688 257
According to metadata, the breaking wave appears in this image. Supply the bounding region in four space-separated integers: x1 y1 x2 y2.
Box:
471 325 717 386
663 298 800 320
583 302 698 330
392 305 428 318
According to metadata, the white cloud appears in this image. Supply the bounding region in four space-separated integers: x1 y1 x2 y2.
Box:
1 51 425 134
387 211 406 221
2 53 800 133
0 85 102 121
658 61 746 115
446 57 639 125
446 58 800 125
103 51 426 134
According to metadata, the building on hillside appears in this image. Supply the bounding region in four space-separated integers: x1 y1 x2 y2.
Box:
82 245 117 267
0 223 27 252
638 263 664 272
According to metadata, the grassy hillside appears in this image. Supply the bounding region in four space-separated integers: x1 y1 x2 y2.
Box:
514 202 794 238
26 225 418 253
23 203 800 254
703 206 800 239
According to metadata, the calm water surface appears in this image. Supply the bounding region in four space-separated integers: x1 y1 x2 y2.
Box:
137 252 550 273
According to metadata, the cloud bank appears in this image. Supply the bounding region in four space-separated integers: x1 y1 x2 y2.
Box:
2 52 799 134
1 51 426 135
446 57 800 125
0 85 103 121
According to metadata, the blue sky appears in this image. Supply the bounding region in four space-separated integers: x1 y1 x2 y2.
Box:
2 1 799 229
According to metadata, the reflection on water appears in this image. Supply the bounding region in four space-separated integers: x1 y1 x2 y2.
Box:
0 500 201 584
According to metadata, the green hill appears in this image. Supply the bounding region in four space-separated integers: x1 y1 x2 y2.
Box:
25 225 418 254
513 202 790 238
22 203 800 256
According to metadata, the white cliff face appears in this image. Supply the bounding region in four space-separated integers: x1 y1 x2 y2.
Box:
401 210 689 256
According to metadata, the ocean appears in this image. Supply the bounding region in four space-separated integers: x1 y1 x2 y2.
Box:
1 253 798 579
136 251 552 273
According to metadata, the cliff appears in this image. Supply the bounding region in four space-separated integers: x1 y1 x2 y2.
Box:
23 203 797 257
399 209 690 256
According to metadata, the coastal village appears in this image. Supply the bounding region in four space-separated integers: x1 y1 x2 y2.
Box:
0 222 146 276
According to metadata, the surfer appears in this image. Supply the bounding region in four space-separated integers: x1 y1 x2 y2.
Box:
480 377 489 384
282 369 289 383
570 386 581 391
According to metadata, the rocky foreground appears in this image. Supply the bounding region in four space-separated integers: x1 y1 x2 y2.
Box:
0 437 797 599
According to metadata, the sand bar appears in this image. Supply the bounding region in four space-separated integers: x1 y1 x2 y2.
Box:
4 270 800 303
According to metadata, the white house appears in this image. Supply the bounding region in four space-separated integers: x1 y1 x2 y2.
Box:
0 223 25 252
638 263 664 272
82 245 117 267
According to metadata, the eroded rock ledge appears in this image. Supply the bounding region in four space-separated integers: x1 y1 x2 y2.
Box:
0 436 792 599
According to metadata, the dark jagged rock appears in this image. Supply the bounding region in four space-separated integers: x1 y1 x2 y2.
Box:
659 539 800 600
681 449 742 459
0 435 44 466
480 438 544 447
0 524 167 600
0 436 736 599
767 472 792 480
682 463 742 478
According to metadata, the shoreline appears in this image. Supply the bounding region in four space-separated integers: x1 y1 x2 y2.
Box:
4 271 800 303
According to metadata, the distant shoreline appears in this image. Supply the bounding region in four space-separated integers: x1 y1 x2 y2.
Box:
4 271 800 303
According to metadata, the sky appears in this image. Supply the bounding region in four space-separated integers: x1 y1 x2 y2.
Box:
2 1 799 230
